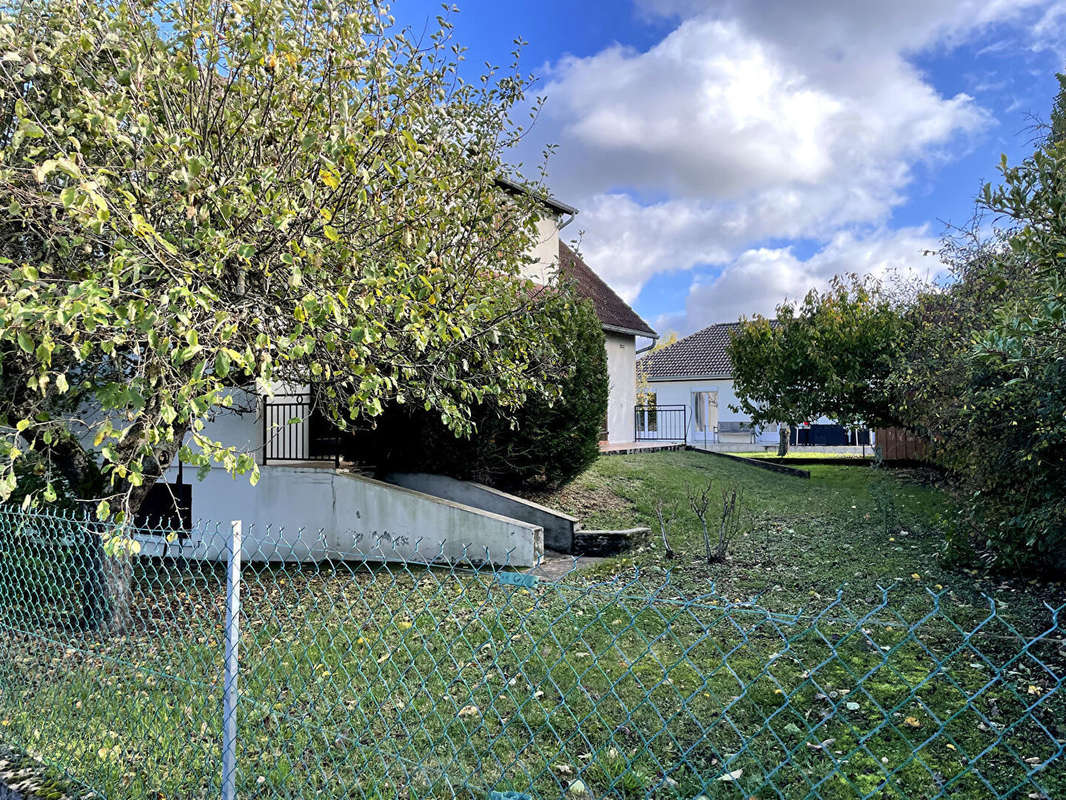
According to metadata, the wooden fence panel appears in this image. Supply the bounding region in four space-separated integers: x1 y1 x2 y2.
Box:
874 428 928 462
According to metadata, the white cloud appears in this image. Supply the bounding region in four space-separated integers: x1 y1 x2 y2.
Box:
658 227 942 334
1032 2 1066 61
524 0 1053 322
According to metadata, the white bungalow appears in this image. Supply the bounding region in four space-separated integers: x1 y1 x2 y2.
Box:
636 322 872 450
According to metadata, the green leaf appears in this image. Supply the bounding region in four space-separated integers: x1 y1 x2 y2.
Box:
214 350 231 377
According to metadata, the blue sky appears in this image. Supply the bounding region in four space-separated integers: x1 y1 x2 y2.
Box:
397 0 1065 335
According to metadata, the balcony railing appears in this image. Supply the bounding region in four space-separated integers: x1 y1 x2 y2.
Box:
261 394 344 466
634 404 687 443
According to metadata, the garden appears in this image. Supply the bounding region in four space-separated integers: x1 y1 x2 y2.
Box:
1 453 1063 800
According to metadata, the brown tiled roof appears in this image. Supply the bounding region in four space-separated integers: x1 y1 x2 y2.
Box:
637 321 751 379
559 243 656 338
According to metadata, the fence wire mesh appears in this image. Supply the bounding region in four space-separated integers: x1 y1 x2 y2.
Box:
0 506 1063 799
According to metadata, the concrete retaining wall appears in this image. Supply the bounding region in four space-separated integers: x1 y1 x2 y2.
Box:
384 472 578 553
689 447 811 479
137 466 544 566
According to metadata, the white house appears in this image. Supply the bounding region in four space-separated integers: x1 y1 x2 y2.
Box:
134 183 647 564
636 321 871 448
504 179 658 444
557 243 657 444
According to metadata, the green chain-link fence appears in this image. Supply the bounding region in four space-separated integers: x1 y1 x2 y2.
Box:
0 505 1062 799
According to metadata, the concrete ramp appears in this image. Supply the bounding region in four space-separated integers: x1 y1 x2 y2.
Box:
384 472 579 552
136 466 544 566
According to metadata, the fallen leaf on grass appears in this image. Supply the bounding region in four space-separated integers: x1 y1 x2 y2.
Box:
805 739 835 751
458 705 480 719
717 769 743 781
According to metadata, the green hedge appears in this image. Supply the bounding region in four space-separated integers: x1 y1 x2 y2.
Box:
352 295 607 490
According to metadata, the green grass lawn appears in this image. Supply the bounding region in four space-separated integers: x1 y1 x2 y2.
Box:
532 452 965 603
724 450 874 463
1 453 1063 799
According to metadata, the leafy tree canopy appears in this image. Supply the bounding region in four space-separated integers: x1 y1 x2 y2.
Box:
351 290 608 490
728 274 909 432
889 78 1066 569
0 0 567 521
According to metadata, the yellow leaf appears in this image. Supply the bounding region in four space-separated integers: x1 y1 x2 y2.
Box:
903 716 921 728
319 169 339 190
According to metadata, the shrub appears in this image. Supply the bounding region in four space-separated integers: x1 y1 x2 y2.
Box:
888 98 1066 571
351 292 608 490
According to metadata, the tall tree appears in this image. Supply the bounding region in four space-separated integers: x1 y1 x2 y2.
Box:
728 275 909 454
0 0 567 523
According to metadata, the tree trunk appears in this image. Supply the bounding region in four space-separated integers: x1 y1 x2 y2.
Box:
778 425 791 457
94 428 188 635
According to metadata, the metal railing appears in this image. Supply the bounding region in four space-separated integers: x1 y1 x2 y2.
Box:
634 403 687 442
261 393 342 465
2 506 1064 800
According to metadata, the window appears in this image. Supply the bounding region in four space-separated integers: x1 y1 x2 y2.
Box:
637 391 658 432
134 481 192 535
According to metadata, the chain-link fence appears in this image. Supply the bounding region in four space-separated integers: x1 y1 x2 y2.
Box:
0 506 1063 799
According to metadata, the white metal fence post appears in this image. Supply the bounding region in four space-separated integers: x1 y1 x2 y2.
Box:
221 520 242 800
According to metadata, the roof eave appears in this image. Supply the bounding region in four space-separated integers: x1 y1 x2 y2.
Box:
602 323 658 339
495 176 579 217
642 372 733 382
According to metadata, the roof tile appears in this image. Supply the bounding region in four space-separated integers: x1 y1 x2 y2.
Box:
637 321 752 378
559 243 656 338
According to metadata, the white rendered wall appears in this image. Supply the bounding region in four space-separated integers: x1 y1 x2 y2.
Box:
605 332 637 444
141 465 544 566
519 215 562 285
644 377 782 445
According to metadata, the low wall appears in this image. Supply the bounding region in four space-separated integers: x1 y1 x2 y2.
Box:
385 472 578 553
688 447 811 479
688 442 873 454
136 466 544 566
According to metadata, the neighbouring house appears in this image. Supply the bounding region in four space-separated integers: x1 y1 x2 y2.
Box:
500 177 658 443
636 321 872 447
133 182 642 564
557 242 657 444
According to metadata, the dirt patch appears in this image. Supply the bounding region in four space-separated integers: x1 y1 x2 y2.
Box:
519 482 637 525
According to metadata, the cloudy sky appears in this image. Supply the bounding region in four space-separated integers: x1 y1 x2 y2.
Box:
400 0 1065 336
